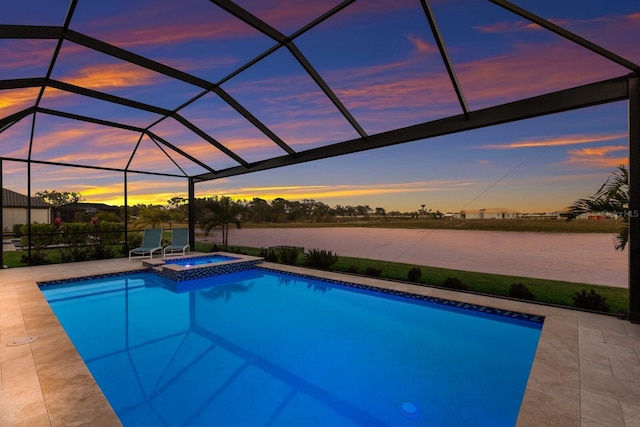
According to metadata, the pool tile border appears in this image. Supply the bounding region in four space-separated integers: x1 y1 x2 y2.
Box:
258 265 545 325
37 268 147 287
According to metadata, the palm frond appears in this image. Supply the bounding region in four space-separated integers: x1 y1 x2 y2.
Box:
566 165 629 251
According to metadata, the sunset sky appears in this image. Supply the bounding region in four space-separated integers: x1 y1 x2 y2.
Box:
1 0 638 213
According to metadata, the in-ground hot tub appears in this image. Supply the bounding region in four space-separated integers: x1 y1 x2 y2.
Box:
142 252 263 281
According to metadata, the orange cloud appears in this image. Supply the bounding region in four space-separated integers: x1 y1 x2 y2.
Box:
482 132 627 149
0 88 39 116
565 145 628 168
197 179 473 202
64 63 160 91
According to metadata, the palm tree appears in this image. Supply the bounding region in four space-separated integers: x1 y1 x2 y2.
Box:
198 196 245 250
566 165 629 250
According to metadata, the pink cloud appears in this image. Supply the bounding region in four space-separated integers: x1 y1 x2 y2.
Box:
30 123 139 168
0 40 56 74
457 40 628 106
474 21 540 33
408 35 438 54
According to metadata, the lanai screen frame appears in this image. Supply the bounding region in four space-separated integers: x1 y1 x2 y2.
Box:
0 0 638 322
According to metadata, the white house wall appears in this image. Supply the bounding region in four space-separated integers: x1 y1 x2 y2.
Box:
2 208 51 231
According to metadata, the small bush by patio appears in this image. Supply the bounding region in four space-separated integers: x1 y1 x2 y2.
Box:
276 246 300 265
509 283 536 301
407 267 422 282
259 247 278 262
365 267 383 277
305 249 339 269
573 289 610 312
442 277 468 290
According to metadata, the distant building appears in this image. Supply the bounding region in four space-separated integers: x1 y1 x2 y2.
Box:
458 208 520 220
519 212 561 220
1 188 52 231
555 208 611 220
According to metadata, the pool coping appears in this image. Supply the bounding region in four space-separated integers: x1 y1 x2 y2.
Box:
1 257 639 426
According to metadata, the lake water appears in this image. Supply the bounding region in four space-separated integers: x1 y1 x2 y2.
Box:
212 227 628 288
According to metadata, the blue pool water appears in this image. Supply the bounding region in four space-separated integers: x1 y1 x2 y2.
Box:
163 254 237 267
40 269 542 426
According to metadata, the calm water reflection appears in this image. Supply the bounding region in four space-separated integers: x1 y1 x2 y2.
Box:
219 228 628 288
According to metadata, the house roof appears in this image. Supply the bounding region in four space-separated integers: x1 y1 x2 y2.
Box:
56 202 119 211
2 188 51 208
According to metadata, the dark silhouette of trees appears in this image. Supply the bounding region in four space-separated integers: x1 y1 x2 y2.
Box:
35 190 82 206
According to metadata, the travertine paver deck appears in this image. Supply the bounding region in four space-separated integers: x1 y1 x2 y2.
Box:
1 257 638 426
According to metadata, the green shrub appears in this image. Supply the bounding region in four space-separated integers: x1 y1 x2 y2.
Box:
347 266 359 274
94 222 124 246
276 246 300 265
442 277 468 290
61 247 89 262
305 249 339 269
21 252 48 265
407 267 422 282
90 245 115 260
21 223 58 249
365 267 383 277
259 247 278 262
60 223 92 248
127 233 143 249
12 224 23 237
509 283 536 301
573 289 610 312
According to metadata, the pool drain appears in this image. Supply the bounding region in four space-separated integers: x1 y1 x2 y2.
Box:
398 401 419 418
6 336 38 347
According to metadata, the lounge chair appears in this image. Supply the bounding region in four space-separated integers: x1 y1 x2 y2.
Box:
163 227 190 257
129 228 163 261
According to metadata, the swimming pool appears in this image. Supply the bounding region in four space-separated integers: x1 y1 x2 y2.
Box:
40 268 543 426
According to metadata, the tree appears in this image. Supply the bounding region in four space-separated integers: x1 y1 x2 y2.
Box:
197 196 245 250
166 197 188 221
245 198 272 223
374 207 386 216
136 206 182 228
567 165 629 250
35 190 82 206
